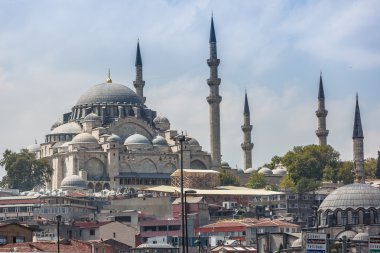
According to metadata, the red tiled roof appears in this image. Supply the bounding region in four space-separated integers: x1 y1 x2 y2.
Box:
0 239 110 253
74 221 111 229
200 220 252 229
252 220 299 228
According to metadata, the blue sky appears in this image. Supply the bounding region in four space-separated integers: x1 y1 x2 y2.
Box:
0 0 379 175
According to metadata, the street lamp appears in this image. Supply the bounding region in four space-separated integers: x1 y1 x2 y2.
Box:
56 215 62 253
185 190 197 253
172 132 189 253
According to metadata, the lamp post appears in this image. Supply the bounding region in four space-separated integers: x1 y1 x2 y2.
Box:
56 215 62 253
172 133 188 253
185 190 197 253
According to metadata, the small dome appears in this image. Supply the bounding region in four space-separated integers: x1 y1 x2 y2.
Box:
272 167 286 176
258 167 273 175
353 232 369 241
124 133 151 145
27 143 40 153
319 183 380 212
152 135 168 146
61 141 71 147
107 134 122 143
188 137 200 146
84 113 101 122
153 115 169 124
72 133 98 144
50 122 82 134
244 167 257 174
51 120 62 130
221 161 230 167
291 238 302 248
61 175 87 189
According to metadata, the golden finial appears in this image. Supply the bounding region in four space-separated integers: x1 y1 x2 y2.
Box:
106 68 112 83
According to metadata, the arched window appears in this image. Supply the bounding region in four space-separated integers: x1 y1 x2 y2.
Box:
352 211 359 225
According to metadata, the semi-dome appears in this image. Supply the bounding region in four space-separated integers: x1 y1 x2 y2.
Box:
152 135 168 146
291 238 302 248
107 134 122 143
244 167 257 174
84 113 101 122
153 115 169 124
50 122 82 134
353 232 369 241
76 82 144 106
124 133 151 145
319 183 380 211
61 175 87 189
336 230 357 240
72 133 98 144
258 167 273 175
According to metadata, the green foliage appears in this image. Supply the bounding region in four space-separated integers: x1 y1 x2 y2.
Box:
365 157 377 179
376 153 380 179
338 161 354 185
219 169 240 186
0 149 53 191
279 174 296 192
295 177 320 194
261 155 282 170
246 172 267 189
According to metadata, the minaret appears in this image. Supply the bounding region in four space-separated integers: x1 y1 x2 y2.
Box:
315 73 329 145
241 92 254 170
206 16 222 170
352 94 365 183
133 40 146 102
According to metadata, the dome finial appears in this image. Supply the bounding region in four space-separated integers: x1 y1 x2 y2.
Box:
106 68 112 83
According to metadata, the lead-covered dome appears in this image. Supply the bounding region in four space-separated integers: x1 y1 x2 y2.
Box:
124 133 151 145
50 122 82 134
319 183 380 211
152 135 168 146
72 133 98 144
61 175 87 189
76 83 143 106
258 167 273 175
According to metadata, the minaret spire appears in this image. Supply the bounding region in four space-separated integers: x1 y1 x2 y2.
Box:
133 39 146 102
241 91 253 170
352 93 365 183
106 68 112 83
315 72 329 145
206 16 222 170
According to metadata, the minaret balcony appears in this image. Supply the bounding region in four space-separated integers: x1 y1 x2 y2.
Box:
241 125 253 132
241 143 254 150
315 109 328 117
207 58 220 66
315 129 329 137
207 95 222 104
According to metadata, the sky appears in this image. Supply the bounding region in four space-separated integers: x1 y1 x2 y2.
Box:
0 0 380 176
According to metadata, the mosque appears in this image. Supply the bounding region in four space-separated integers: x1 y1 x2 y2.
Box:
26 18 252 192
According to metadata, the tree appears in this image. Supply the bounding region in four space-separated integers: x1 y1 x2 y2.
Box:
295 177 320 194
365 157 377 179
261 155 282 170
279 174 296 192
282 145 340 185
219 169 240 186
246 172 267 189
337 161 354 185
0 149 53 191
376 152 380 179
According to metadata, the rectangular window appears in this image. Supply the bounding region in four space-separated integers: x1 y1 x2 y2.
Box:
90 229 95 236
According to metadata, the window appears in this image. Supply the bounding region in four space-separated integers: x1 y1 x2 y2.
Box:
113 232 116 238
0 236 6 245
90 229 95 236
15 236 24 243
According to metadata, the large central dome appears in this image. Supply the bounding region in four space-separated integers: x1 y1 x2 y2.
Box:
76 82 143 106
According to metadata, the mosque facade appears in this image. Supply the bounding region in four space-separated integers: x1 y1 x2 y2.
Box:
26 18 241 192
